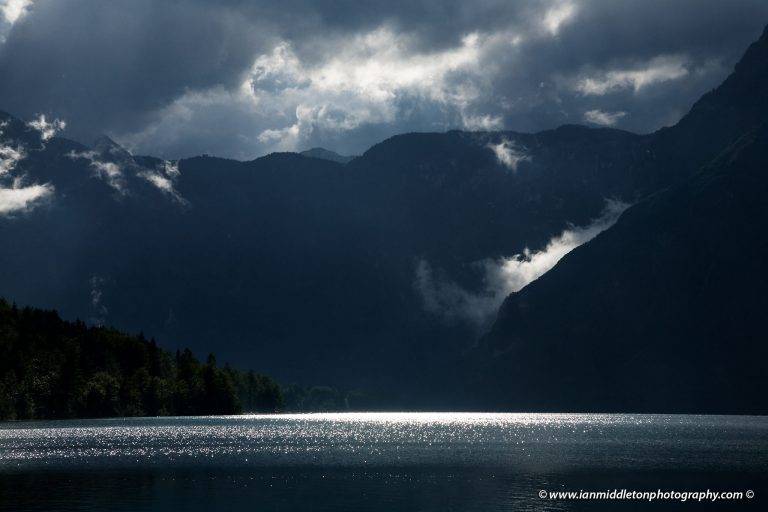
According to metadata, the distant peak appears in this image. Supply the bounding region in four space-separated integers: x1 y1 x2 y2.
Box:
93 135 133 160
299 147 355 164
93 134 121 149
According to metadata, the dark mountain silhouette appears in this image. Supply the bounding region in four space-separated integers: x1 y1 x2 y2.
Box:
300 147 356 164
1 25 766 409
630 25 768 193
472 26 768 413
0 114 651 402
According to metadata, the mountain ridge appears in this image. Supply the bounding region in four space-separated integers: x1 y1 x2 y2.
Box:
471 24 768 413
2 25 767 408
299 147 355 164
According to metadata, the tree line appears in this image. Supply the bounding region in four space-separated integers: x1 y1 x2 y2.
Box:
0 298 282 420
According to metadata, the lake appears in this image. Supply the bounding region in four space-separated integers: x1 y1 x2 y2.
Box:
1 413 766 511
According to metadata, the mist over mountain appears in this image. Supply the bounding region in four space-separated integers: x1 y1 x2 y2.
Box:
472 26 768 413
1 24 767 410
0 113 656 400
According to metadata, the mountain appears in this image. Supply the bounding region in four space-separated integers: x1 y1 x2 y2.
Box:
2 26 766 407
631 25 768 193
300 147 356 164
472 26 768 414
0 114 654 403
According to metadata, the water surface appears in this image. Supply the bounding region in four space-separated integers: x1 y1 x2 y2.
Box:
1 413 766 511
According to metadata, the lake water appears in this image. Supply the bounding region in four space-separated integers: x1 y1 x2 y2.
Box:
1 413 766 511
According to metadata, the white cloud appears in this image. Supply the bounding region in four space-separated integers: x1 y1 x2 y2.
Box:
27 114 66 141
462 113 504 131
0 182 53 215
0 143 25 174
543 1 577 36
64 2 598 159
91 160 124 191
69 148 188 202
0 121 25 175
0 118 54 214
583 109 627 126
576 55 689 96
163 160 180 178
1 0 33 25
257 123 300 147
248 42 310 95
490 199 627 292
415 199 629 327
487 138 531 171
67 150 127 193
138 170 172 193
304 29 483 103
137 160 186 204
239 27 517 151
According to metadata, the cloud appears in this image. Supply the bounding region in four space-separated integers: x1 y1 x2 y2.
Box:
461 113 504 131
26 113 66 141
583 109 627 126
67 150 127 193
575 55 689 96
68 146 188 202
415 260 505 329
487 138 531 171
0 182 53 215
0 116 55 214
137 160 187 204
301 29 483 103
1 1 767 157
243 28 501 151
1 0 32 25
0 142 25 174
415 199 629 327
89 160 124 192
543 1 577 36
138 171 173 194
123 25 520 156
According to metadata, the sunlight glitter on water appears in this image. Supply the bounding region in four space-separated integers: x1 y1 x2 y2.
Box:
1 413 767 473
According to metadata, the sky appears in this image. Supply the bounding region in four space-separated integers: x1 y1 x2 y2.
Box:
1 0 767 160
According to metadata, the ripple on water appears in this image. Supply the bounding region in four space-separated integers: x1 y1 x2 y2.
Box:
1 413 766 472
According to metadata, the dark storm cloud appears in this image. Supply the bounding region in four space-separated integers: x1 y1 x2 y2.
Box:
0 0 267 138
1 0 767 158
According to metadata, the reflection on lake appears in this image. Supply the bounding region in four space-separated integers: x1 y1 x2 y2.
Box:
1 413 766 511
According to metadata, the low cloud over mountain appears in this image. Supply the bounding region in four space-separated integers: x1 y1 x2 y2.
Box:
415 200 627 328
